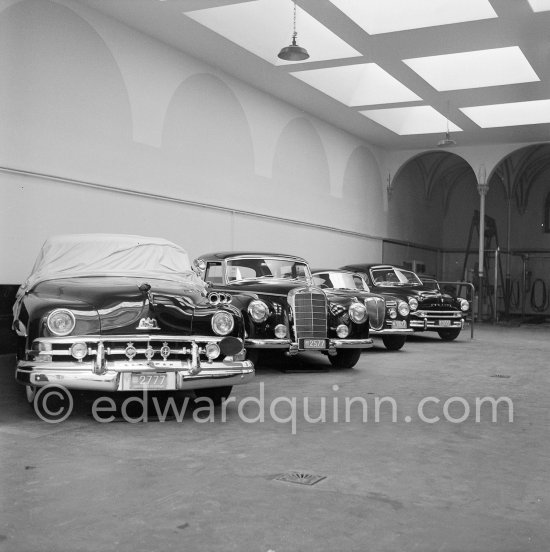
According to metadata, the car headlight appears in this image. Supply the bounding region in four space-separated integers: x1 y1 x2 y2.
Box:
248 300 269 323
388 307 397 319
47 309 76 336
349 302 367 324
398 301 410 317
459 299 470 312
408 297 418 311
211 311 235 336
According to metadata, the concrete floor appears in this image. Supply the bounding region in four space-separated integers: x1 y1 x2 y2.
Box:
0 325 549 552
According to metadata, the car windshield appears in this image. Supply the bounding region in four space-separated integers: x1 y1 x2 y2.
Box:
370 267 422 287
313 272 368 291
226 257 310 282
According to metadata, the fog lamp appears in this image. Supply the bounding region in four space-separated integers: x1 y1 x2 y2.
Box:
274 324 287 339
205 342 221 360
388 307 397 319
336 324 349 338
70 342 88 360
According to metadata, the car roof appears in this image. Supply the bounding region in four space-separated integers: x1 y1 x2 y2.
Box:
340 263 395 271
197 251 308 263
311 268 356 275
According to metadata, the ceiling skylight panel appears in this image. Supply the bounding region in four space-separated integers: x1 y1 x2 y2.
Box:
360 106 462 135
291 64 421 106
527 0 550 12
328 0 497 34
404 47 539 91
185 0 361 65
460 100 550 127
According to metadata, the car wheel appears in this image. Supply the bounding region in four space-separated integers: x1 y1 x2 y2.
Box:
25 385 37 404
437 328 461 341
328 349 361 369
196 386 233 406
381 335 407 351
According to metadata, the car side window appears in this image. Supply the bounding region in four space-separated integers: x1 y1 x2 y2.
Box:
205 263 223 284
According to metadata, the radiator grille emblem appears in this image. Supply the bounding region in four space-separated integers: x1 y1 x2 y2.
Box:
125 343 137 360
160 342 171 360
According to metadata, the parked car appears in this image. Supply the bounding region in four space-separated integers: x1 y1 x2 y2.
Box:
340 264 469 341
192 252 374 368
12 234 254 409
311 269 413 350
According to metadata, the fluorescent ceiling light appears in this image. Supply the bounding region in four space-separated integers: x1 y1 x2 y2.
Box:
291 64 421 106
460 100 550 128
329 0 497 34
404 46 539 91
527 0 550 12
360 106 462 135
185 0 360 65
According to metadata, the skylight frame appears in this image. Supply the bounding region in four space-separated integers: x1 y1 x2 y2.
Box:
360 106 463 136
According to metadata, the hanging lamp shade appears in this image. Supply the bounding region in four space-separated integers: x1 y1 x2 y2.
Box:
278 35 309 61
278 2 309 62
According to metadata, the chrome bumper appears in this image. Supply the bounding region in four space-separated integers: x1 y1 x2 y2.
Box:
16 359 255 392
370 328 414 336
410 318 464 331
246 338 374 350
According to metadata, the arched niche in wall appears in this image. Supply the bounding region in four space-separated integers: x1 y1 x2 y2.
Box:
341 145 384 234
490 143 550 252
272 117 330 196
388 151 475 248
162 73 255 186
0 0 132 165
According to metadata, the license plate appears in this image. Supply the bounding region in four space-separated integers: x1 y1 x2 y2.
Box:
438 319 451 327
391 320 407 329
130 373 168 390
300 339 327 350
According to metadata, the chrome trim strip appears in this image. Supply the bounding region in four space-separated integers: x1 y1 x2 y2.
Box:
370 329 414 335
31 335 239 344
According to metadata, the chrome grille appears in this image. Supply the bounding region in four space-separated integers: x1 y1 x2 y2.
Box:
293 291 327 339
365 296 385 331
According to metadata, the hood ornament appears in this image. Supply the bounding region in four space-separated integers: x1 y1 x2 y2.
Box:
137 317 160 330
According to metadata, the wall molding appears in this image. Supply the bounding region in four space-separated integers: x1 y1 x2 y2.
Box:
1 165 442 254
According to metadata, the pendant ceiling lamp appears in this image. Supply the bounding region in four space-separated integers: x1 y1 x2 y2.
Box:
278 1 309 62
437 101 457 147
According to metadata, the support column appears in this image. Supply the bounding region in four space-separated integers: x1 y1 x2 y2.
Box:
477 165 489 321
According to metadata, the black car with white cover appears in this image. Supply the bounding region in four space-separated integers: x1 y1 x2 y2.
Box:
12 234 254 409
311 269 413 350
340 264 469 341
193 252 374 369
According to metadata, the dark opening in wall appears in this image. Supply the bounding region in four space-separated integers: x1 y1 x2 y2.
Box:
544 191 550 234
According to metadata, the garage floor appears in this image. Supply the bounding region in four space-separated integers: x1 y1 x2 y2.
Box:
0 324 548 552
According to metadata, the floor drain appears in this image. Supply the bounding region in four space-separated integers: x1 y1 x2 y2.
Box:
274 472 326 486
491 374 511 378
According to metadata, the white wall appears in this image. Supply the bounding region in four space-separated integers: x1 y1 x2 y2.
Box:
0 0 387 284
